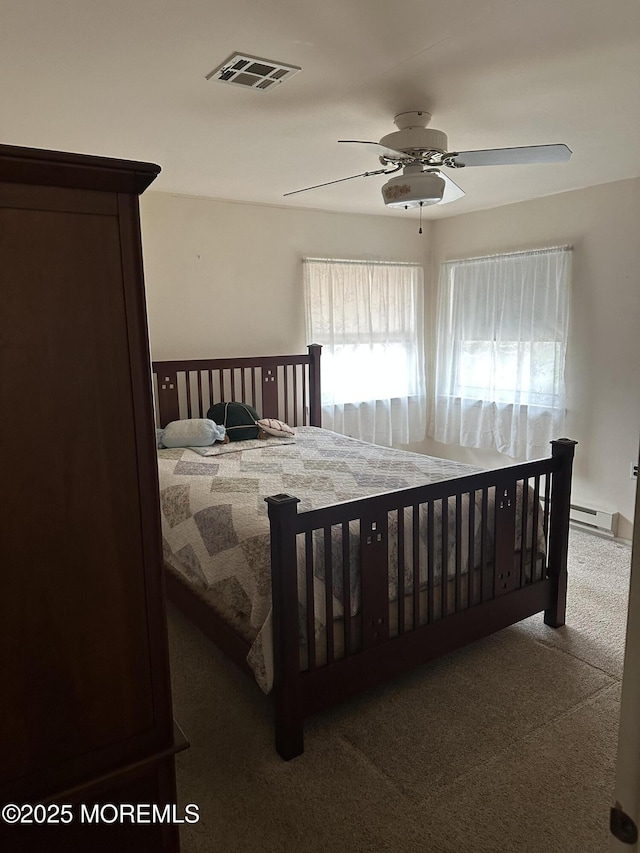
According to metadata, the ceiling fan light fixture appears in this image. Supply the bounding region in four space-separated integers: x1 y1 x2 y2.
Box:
382 171 445 208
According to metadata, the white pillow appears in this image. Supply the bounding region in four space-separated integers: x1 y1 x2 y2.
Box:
257 418 295 438
161 418 225 448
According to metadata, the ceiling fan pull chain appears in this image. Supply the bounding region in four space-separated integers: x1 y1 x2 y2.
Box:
419 201 423 235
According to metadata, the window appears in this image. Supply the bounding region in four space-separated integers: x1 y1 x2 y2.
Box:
304 257 426 446
430 246 571 459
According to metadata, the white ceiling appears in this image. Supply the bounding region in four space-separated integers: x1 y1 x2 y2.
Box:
2 0 639 220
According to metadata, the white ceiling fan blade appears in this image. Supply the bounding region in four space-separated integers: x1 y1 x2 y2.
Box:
283 167 392 197
338 139 409 162
447 143 572 168
437 171 465 204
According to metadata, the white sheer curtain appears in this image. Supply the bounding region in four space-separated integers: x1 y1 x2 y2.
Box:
304 257 426 446
430 246 571 459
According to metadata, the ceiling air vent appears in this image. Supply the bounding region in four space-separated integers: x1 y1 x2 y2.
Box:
206 53 301 91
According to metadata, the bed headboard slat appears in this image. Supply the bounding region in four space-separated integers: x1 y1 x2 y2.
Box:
155 369 180 425
262 365 278 420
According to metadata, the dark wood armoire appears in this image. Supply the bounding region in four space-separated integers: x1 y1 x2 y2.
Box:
0 144 185 852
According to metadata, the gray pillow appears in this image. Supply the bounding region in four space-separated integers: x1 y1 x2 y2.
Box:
161 418 225 448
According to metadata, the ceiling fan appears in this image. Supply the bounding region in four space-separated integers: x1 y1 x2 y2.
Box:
284 110 572 211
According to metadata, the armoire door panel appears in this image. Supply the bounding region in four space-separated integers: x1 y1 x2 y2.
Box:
0 203 156 783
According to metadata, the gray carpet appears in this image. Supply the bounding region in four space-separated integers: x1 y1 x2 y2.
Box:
167 528 631 852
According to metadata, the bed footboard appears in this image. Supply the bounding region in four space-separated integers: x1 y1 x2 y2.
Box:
266 438 577 760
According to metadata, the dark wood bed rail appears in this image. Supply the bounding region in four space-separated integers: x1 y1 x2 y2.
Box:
152 344 322 429
266 437 577 759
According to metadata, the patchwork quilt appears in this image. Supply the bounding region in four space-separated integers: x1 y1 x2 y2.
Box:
158 426 541 691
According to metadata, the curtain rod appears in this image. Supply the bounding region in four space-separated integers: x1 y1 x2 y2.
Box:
303 257 422 268
443 245 572 265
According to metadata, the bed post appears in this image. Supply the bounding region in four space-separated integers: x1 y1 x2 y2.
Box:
265 493 304 760
544 438 578 628
307 343 322 427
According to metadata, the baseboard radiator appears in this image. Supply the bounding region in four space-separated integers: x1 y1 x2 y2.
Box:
569 502 619 537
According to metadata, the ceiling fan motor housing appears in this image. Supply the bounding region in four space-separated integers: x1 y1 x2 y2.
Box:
379 127 449 157
382 171 445 208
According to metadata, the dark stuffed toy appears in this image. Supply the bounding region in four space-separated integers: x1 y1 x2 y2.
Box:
207 401 260 442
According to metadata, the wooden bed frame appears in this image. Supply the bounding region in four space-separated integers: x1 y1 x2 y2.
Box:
153 344 577 760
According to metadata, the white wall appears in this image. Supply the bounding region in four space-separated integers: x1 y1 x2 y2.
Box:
140 180 640 538
139 193 428 360
415 177 640 539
